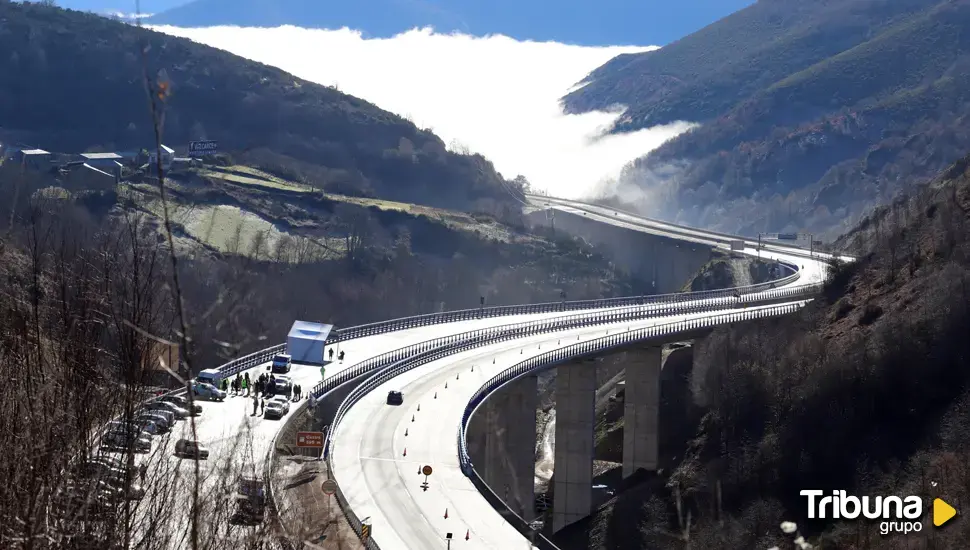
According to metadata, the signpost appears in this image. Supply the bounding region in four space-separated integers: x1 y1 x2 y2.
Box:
320 478 337 528
421 465 433 491
188 140 218 156
297 431 323 448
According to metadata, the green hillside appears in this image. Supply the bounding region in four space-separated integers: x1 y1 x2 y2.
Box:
0 2 518 212
563 0 970 239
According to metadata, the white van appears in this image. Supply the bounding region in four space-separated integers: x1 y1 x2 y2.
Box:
196 368 223 387
271 354 292 374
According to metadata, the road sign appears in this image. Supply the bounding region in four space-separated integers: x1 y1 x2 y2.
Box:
188 140 218 156
361 522 371 541
321 479 337 495
296 431 323 448
423 465 433 476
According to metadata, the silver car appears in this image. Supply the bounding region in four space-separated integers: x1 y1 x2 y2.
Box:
161 394 202 415
145 400 188 419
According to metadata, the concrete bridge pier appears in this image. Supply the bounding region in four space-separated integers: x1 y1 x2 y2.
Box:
482 374 538 521
552 358 596 532
622 346 662 478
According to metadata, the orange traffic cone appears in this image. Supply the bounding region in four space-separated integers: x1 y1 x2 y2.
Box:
444 508 448 519
465 529 470 540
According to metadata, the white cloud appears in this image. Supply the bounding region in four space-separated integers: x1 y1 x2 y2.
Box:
109 11 154 19
151 25 696 199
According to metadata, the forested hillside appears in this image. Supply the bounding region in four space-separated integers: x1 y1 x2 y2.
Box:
563 0 970 239
0 2 517 211
554 152 970 549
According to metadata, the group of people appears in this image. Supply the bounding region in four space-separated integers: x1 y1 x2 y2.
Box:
231 372 251 396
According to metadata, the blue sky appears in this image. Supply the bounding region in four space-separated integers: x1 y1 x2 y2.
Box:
54 0 755 46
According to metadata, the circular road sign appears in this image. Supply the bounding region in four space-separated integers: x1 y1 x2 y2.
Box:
321 479 337 495
422 465 433 476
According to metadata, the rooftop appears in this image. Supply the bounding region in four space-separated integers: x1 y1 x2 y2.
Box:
21 149 50 155
80 152 123 160
287 320 333 342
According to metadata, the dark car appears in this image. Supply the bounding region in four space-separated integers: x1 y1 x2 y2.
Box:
386 390 403 406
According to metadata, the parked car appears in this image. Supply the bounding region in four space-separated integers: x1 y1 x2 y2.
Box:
174 439 209 459
132 418 160 435
136 412 171 433
161 393 202 414
264 397 290 419
386 390 403 406
138 409 174 427
102 431 151 453
271 353 292 374
75 460 127 483
145 400 188 419
272 375 292 395
232 477 265 525
192 381 227 401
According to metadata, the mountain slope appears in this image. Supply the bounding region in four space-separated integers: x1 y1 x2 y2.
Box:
145 0 754 46
553 151 970 550
0 2 514 211
563 0 970 238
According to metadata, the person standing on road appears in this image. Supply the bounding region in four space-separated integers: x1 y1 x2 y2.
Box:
243 377 249 397
252 395 258 416
329 348 334 361
260 399 265 416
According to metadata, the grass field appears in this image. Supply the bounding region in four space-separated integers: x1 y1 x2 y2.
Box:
200 165 525 243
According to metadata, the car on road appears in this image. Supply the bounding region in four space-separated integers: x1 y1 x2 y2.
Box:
264 397 290 419
144 399 188 419
272 375 292 395
192 381 227 401
386 390 403 406
263 400 287 419
160 393 202 414
174 438 209 459
271 353 292 374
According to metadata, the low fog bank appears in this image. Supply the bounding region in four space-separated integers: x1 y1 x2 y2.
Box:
152 24 695 200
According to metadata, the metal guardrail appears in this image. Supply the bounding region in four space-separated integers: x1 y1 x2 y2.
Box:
321 282 820 458
324 284 823 548
528 194 834 260
329 261 800 342
455 298 814 548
